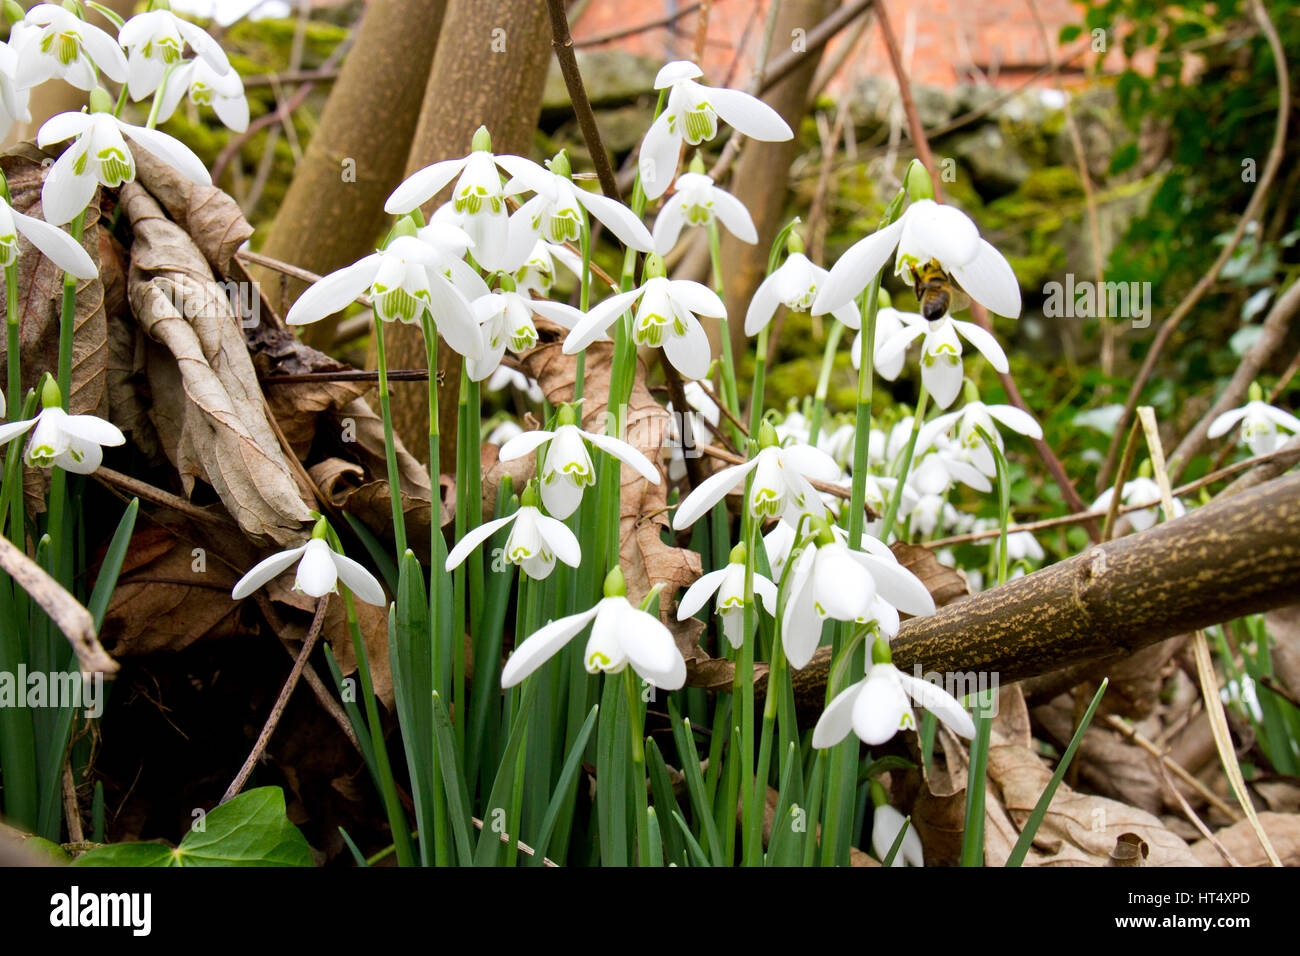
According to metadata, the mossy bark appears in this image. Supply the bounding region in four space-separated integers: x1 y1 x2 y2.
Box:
374 0 552 473
255 0 448 345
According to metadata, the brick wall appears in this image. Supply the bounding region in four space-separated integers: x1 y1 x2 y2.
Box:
571 0 1104 90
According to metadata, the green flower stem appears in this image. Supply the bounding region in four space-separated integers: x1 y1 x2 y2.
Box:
624 666 651 866
344 585 415 867
747 326 769 438
708 223 742 444
144 63 180 130
879 384 929 541
5 262 19 419
370 318 408 557
807 320 845 448
746 621 785 865
56 210 86 406
735 517 758 865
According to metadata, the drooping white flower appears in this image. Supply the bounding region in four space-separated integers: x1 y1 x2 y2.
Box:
416 215 493 303
908 445 992 498
504 151 652 264
514 239 582 297
639 60 792 200
872 798 924 867
814 198 1021 319
444 485 580 581
465 285 582 382
676 544 777 649
671 424 841 530
875 311 1010 410
497 407 660 519
1091 476 1185 533
563 264 722 380
384 127 545 272
0 41 32 142
850 307 909 380
1207 398 1300 457
0 195 98 279
917 400 1042 478
0 404 124 474
813 640 975 748
37 109 211 226
781 527 933 669
13 5 128 92
999 530 1045 564
1221 675 1263 723
153 56 249 132
652 170 756 254
119 8 231 101
285 232 483 361
745 247 861 336
485 366 543 405
502 568 686 689
231 534 385 606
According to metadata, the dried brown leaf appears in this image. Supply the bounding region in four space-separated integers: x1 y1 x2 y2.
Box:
1191 811 1300 866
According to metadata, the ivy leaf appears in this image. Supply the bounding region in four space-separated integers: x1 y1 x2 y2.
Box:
72 787 313 867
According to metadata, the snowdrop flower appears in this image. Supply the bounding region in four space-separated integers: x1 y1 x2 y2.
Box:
444 481 580 581
781 521 933 669
745 234 860 336
910 443 992 497
153 56 249 133
119 7 231 101
917 399 1042 479
1221 676 1263 723
416 216 493 302
876 310 1010 409
0 41 31 141
563 255 722 380
814 198 1021 319
676 543 777 649
861 472 917 537
0 193 97 279
819 422 857 468
671 422 841 530
231 519 385 606
384 126 544 272
775 409 810 446
486 418 523 446
515 239 581 297
13 4 128 92
497 404 660 519
505 149 652 264
464 281 582 382
485 366 543 405
652 168 756 254
1091 476 1184 532
285 227 482 361
850 307 910 380
502 567 686 689
37 103 211 226
1207 385 1300 456
998 530 1044 565
639 60 792 200
0 392 124 475
870 785 924 867
813 637 975 747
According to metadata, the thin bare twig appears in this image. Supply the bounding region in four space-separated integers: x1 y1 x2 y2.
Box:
222 595 331 804
545 0 620 200
574 2 703 47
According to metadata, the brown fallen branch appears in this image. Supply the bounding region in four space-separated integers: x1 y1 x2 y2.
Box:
0 535 116 675
773 470 1300 702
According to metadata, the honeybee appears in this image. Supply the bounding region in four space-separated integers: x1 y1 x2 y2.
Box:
910 258 969 321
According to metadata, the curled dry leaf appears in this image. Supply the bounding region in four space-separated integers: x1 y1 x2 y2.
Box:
1033 698 1165 815
120 182 313 545
133 148 252 278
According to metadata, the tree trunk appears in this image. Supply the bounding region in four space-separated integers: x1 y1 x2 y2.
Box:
253 0 448 345
375 0 553 473
775 470 1300 711
715 0 837 366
